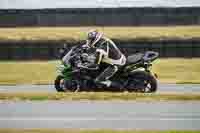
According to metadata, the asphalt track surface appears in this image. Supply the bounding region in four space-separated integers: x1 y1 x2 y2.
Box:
0 101 200 129
0 83 199 93
0 84 200 129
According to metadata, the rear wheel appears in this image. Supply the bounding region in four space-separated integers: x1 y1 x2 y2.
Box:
127 71 157 93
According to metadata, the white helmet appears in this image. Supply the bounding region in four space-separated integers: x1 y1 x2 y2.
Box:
87 30 103 48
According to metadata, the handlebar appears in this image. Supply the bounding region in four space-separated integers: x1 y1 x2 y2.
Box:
77 63 98 70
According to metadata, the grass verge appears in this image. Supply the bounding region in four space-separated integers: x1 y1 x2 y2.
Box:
152 58 200 84
0 92 200 101
0 60 56 85
0 129 199 133
0 26 200 42
1 58 200 85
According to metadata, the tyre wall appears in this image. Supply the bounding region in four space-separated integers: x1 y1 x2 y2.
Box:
0 40 200 60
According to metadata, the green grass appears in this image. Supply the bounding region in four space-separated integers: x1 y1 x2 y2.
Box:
1 58 200 85
0 92 200 101
152 58 200 84
0 129 199 133
0 60 57 85
0 26 200 42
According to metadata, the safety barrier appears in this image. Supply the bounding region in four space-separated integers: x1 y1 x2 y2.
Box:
0 7 200 26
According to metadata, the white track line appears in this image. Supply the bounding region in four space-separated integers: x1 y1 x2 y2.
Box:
0 117 200 121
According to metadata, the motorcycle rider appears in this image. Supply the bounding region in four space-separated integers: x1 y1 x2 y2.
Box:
85 30 126 88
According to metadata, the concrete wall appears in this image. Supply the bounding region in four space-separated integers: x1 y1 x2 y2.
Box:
0 7 200 26
0 40 200 60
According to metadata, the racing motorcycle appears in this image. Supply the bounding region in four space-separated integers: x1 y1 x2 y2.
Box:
54 44 159 93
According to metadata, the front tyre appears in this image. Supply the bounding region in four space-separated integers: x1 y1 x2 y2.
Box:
127 71 157 93
54 75 65 92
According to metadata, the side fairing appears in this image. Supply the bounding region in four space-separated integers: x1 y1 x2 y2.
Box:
56 61 72 80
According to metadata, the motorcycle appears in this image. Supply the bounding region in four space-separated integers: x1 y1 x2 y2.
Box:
55 44 159 93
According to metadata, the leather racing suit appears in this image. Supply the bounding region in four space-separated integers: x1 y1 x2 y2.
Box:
92 37 126 87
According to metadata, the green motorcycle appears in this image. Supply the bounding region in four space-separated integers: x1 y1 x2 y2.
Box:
55 45 159 93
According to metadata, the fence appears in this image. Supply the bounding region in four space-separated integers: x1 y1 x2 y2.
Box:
0 40 200 60
0 7 200 26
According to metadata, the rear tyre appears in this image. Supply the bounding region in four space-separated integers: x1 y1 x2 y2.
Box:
127 71 157 93
54 75 65 92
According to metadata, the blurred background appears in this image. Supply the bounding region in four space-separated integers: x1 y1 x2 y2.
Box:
0 0 200 85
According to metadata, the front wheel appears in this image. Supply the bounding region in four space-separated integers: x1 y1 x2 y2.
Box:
126 71 157 93
54 75 82 92
54 75 65 92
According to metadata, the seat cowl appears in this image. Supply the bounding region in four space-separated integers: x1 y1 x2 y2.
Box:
127 53 144 64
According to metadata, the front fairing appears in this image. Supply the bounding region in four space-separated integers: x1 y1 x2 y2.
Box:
56 61 72 80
